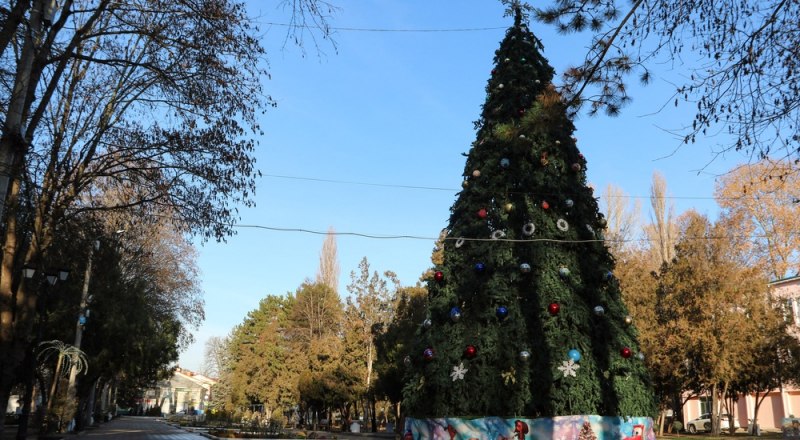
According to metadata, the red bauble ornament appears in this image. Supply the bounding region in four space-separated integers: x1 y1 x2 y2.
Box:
541 201 550 210
548 302 560 316
518 109 525 115
621 347 632 358
434 271 444 282
464 345 477 359
571 163 582 172
478 208 488 219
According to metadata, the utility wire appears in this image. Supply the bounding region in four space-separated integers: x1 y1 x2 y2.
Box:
263 173 799 202
232 223 797 244
261 22 507 33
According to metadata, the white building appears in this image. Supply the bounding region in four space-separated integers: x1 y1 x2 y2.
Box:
142 367 216 415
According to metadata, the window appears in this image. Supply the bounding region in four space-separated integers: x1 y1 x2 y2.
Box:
700 396 712 415
782 298 795 323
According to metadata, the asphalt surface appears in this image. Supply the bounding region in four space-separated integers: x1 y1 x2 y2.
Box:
1 417 397 440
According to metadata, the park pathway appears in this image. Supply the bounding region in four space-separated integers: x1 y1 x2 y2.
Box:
82 417 205 440
2 417 398 440
86 417 396 440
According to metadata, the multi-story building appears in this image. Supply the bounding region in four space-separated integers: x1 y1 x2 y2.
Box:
682 275 800 431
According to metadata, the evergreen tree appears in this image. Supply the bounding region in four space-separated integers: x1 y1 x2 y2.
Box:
403 6 655 420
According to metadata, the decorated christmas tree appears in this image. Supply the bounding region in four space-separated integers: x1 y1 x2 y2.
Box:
402 4 656 439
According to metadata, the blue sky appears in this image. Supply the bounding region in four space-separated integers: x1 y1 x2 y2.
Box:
178 1 745 371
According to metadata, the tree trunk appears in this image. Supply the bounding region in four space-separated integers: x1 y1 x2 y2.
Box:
16 347 37 440
711 383 719 435
83 378 100 428
370 395 377 432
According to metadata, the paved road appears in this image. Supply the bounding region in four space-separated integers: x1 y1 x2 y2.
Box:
2 417 398 440
82 417 206 440
81 417 397 440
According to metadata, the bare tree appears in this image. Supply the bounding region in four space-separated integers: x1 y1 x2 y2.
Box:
601 183 641 256
645 172 677 266
202 336 229 379
535 0 800 168
315 227 340 294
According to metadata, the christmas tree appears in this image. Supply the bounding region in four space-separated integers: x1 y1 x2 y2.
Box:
402 4 656 438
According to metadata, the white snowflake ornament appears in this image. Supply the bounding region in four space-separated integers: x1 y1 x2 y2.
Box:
558 359 580 378
450 362 468 381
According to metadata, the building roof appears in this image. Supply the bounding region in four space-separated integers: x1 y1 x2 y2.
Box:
769 275 800 287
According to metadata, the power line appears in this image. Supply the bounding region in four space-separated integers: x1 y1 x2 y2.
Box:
232 223 797 244
261 22 507 33
263 174 455 192
262 173 798 202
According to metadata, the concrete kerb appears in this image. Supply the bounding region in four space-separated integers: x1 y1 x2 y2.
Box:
178 424 397 440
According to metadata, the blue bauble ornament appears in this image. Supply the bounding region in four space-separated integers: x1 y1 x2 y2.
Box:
603 270 614 281
568 349 581 362
496 306 509 320
450 307 462 322
500 158 510 168
565 199 574 208
423 348 435 361
474 262 486 273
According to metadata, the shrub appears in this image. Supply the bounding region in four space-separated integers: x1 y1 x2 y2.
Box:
672 421 683 433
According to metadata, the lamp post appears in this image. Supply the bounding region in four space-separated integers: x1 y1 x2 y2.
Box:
17 265 69 440
66 239 99 398
66 230 124 419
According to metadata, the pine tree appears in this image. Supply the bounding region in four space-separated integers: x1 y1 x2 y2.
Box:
402 6 656 420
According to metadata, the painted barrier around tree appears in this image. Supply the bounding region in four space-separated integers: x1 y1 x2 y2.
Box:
404 415 655 440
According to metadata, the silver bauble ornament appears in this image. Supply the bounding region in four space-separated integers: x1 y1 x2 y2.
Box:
519 350 531 361
593 305 605 316
520 263 531 273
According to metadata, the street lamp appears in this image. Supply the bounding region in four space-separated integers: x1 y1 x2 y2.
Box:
22 266 69 283
18 263 69 438
22 265 35 279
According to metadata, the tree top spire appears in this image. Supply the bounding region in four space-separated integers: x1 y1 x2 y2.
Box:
502 0 532 25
